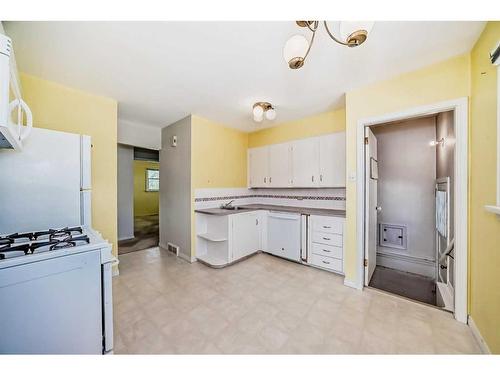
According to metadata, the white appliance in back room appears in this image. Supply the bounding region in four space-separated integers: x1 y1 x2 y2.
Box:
0 32 115 354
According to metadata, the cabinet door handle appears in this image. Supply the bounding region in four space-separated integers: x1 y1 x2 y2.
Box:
312 175 314 182
264 177 266 183
269 177 272 183
323 237 331 241
320 174 323 182
256 219 258 225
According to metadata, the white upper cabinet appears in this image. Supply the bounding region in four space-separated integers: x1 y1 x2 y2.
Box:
268 143 292 187
248 146 269 187
319 132 346 187
248 132 346 188
291 137 319 187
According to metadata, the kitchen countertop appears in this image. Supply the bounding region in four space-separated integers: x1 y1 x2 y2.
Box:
194 204 346 217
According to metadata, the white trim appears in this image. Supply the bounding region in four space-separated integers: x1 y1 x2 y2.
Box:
179 251 196 263
468 316 491 354
484 64 500 215
356 97 469 323
376 251 435 278
484 205 500 215
343 278 362 290
118 236 135 241
160 241 195 263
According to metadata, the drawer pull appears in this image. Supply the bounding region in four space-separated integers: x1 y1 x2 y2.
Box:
322 261 330 265
323 226 331 229
323 237 331 241
322 249 331 252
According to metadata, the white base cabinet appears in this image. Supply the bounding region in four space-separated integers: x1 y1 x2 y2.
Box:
229 211 263 261
196 211 345 275
196 211 265 267
307 215 345 274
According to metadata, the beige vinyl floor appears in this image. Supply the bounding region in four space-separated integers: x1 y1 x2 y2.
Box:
112 247 481 354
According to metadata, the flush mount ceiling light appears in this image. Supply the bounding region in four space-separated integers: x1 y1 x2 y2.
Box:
253 102 276 123
283 21 374 69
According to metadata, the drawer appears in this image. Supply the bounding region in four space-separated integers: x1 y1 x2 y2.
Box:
312 231 343 247
311 216 343 235
311 243 343 260
310 253 343 273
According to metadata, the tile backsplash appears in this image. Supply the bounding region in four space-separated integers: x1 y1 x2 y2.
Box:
194 187 346 210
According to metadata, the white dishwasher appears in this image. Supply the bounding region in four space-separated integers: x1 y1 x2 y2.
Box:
267 212 301 262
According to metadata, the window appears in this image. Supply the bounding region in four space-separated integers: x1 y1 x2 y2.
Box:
145 169 159 192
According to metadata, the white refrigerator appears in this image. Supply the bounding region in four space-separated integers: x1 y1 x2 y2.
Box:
0 127 92 233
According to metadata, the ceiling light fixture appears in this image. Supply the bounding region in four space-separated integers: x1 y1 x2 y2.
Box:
253 102 276 123
283 21 374 69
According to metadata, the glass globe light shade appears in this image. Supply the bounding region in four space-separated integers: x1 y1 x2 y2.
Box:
265 108 276 121
253 113 263 123
252 105 264 118
283 34 309 68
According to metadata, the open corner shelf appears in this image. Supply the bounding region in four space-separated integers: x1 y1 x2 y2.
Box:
197 233 227 242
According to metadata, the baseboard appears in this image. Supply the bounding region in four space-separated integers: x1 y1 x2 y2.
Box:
178 251 195 263
160 242 195 263
118 235 134 242
377 250 435 278
344 278 362 290
468 316 491 354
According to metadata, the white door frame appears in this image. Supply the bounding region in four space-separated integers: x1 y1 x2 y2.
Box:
355 97 468 323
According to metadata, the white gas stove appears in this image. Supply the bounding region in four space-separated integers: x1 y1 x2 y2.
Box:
0 226 115 354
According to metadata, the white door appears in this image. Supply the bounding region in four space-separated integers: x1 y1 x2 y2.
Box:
319 132 346 187
292 138 319 187
364 127 378 286
248 147 269 187
231 212 261 261
269 143 292 187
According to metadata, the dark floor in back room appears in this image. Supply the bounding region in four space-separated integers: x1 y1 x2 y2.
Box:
369 265 437 306
118 214 159 255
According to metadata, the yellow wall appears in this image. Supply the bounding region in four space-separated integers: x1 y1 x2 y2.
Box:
20 73 119 256
344 54 471 284
248 108 346 147
133 160 159 217
191 115 249 188
469 22 500 353
190 115 249 256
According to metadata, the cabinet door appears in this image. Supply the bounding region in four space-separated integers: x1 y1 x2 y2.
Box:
319 132 346 187
231 212 261 261
269 143 292 187
291 138 319 187
248 147 269 187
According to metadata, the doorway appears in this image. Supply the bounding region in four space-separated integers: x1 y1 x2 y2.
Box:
118 146 160 254
356 98 468 323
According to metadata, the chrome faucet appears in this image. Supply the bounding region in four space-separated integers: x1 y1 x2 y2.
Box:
221 200 235 209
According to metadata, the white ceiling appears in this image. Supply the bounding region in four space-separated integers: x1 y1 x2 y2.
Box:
5 21 485 132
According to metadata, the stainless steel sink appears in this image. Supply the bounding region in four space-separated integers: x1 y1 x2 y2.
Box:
220 206 247 211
